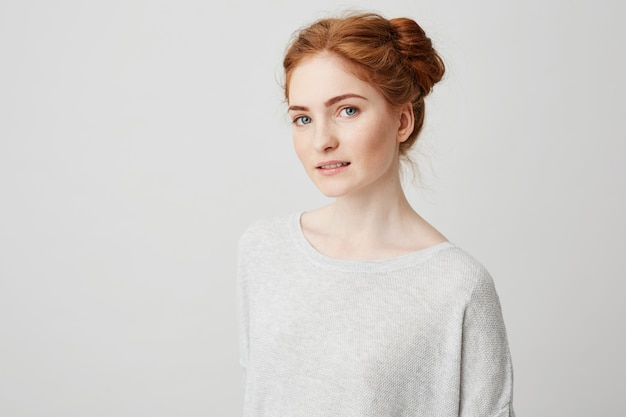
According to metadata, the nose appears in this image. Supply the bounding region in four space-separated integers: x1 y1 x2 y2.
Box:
312 120 338 152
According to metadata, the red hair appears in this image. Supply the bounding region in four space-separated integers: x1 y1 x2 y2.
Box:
283 12 445 157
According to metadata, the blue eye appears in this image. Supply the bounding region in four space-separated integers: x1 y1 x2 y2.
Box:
294 115 312 125
340 107 358 117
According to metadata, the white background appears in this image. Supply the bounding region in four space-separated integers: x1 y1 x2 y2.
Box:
1 0 624 415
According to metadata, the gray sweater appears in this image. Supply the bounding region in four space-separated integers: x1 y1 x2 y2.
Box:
237 213 515 417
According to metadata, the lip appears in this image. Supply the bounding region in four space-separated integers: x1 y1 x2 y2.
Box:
315 160 350 176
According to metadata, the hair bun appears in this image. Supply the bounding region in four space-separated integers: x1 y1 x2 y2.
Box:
283 11 445 158
389 17 445 98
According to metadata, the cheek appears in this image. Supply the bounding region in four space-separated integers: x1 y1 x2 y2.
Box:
292 135 308 164
355 126 394 157
361 128 400 167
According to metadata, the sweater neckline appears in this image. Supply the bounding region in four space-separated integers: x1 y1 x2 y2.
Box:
290 211 455 272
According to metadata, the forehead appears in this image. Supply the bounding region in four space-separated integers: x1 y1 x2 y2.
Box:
288 53 378 105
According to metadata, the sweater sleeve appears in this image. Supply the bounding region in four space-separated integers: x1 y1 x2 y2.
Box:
236 219 270 376
459 272 515 417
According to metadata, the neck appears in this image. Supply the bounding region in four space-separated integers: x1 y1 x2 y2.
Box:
331 190 413 235
321 170 418 240
300 165 447 260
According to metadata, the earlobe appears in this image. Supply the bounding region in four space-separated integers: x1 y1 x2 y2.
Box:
397 103 415 143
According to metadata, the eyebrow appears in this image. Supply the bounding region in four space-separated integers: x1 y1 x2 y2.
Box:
287 93 367 112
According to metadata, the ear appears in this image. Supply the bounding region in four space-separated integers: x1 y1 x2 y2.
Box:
397 102 415 143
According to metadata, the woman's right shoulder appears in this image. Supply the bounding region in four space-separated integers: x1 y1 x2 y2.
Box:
237 212 296 254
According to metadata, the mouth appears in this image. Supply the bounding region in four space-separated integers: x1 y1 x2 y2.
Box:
316 161 350 169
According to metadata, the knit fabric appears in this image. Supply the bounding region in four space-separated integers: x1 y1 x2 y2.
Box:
237 213 515 417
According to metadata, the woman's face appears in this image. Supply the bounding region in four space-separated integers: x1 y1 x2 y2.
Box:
287 52 412 199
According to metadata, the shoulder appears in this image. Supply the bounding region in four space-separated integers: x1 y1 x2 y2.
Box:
429 244 490 277
237 212 297 255
427 244 499 303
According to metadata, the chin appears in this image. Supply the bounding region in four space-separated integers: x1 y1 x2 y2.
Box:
313 183 357 199
310 175 371 199
319 190 344 198
311 183 342 198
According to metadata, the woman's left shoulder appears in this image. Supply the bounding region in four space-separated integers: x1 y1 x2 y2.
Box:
428 243 499 297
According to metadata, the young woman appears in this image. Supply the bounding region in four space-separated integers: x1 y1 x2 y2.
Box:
237 12 515 417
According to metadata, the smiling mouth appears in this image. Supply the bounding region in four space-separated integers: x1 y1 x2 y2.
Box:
317 162 350 169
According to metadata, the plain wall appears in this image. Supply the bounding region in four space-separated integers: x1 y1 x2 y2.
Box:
1 0 624 415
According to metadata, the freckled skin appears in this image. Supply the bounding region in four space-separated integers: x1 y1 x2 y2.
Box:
288 52 410 199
